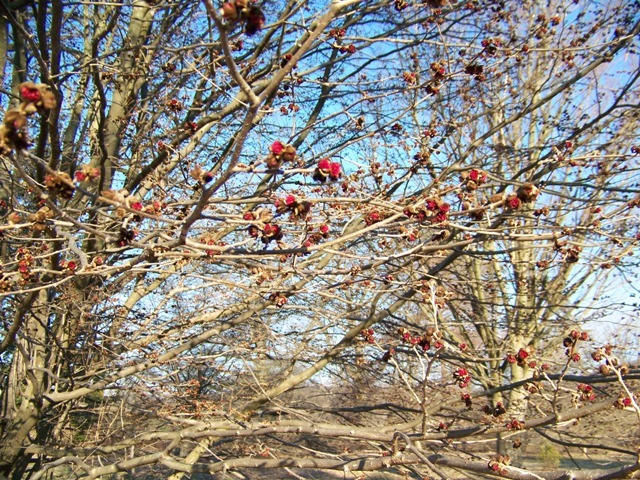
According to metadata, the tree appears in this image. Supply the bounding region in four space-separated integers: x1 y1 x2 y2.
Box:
0 0 639 478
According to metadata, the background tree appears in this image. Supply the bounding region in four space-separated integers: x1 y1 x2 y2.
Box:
0 0 639 479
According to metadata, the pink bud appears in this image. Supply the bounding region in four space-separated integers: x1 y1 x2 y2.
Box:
270 141 285 155
318 158 331 171
20 85 42 103
329 162 342 179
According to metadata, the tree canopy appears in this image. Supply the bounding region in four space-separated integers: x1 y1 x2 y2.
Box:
0 0 639 478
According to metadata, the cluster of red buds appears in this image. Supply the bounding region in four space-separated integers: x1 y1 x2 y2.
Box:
482 401 507 417
562 329 588 362
364 209 385 226
505 348 534 368
454 367 471 388
44 172 75 199
279 103 300 115
399 327 418 345
266 141 297 169
201 237 226 257
591 344 629 376
101 190 158 222
329 28 346 38
488 454 510 476
18 82 56 112
427 198 450 222
481 37 501 56
302 224 330 248
140 200 164 216
500 183 541 211
268 292 287 308
506 194 522 211
243 207 272 223
74 164 101 182
398 326 442 351
460 168 487 191
0 82 57 154
461 393 472 408
337 44 357 54
402 71 417 85
430 61 447 81
403 198 450 224
576 383 596 402
361 327 375 344
553 237 582 263
423 127 438 138
422 61 447 96
220 0 265 36
313 158 342 182
247 222 283 244
506 418 525 430
59 259 78 274
166 98 183 112
614 394 635 409
418 282 449 308
16 248 34 280
552 140 575 162
275 194 311 221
